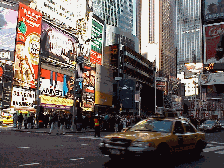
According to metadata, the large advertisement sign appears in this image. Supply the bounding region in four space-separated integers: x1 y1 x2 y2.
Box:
204 0 224 22
40 21 77 65
184 63 203 79
0 2 18 52
204 23 224 64
95 64 113 106
82 65 95 110
14 3 42 89
34 0 80 29
90 14 104 65
40 68 74 99
11 87 36 109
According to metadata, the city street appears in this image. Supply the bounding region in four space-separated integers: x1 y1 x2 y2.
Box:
0 127 224 167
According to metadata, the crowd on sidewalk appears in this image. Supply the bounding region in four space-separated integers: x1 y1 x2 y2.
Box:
12 112 147 133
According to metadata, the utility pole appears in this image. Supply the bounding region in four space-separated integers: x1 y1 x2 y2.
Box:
154 56 156 114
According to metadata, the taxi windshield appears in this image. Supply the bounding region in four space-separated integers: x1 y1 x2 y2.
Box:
129 119 173 133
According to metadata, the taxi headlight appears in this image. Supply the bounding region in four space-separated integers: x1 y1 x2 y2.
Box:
130 141 153 148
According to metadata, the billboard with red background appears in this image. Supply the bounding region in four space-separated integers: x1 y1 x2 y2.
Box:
204 22 224 64
14 3 42 89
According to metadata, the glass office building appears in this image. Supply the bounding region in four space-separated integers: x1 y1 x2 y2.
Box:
175 0 202 75
92 0 133 34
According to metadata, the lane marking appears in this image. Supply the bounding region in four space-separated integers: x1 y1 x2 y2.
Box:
70 158 84 161
19 163 40 166
104 155 109 157
64 135 73 136
18 147 30 149
79 136 103 140
215 151 224 154
81 144 88 146
206 144 214 147
203 146 224 152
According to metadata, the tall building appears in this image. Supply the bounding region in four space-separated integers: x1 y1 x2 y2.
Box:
91 0 134 34
175 0 202 75
137 0 176 79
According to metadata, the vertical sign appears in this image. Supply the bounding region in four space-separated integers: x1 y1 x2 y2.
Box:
14 3 42 89
90 15 103 65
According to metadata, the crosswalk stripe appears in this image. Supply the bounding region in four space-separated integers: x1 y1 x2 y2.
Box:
203 146 224 152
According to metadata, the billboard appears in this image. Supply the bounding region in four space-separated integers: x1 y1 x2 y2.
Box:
40 68 74 99
82 65 95 109
11 87 36 109
40 21 77 65
204 22 224 64
0 2 18 52
184 63 203 78
14 3 42 89
90 14 104 65
33 0 84 28
95 64 113 106
204 0 224 22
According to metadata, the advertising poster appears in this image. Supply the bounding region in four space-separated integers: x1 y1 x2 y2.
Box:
204 0 224 22
14 3 42 89
11 87 36 109
184 63 203 79
40 21 77 65
0 2 18 52
82 65 95 110
90 15 104 65
95 64 113 106
204 23 224 64
40 68 74 99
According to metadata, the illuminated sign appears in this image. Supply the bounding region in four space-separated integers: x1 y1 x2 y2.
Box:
40 95 74 106
11 87 36 108
40 68 74 98
34 0 85 28
204 0 224 22
14 3 42 89
90 14 104 65
40 21 77 65
0 2 18 51
204 23 224 65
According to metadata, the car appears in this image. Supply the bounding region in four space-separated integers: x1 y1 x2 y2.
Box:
0 116 13 125
99 116 207 160
199 120 221 132
219 120 224 130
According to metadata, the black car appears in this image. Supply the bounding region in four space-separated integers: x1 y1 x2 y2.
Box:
199 120 221 132
219 120 224 130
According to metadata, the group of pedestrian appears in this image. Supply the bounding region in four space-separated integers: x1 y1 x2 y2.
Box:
13 113 35 129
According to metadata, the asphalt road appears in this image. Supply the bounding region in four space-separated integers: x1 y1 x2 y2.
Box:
0 128 224 168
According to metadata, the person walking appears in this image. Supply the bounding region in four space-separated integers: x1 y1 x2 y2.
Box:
49 112 58 134
94 115 100 137
13 113 18 128
18 113 23 129
24 114 28 129
60 114 66 135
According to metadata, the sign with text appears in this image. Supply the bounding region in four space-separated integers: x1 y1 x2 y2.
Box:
14 3 42 89
204 23 224 65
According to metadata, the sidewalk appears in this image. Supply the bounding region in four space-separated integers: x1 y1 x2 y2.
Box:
10 126 96 134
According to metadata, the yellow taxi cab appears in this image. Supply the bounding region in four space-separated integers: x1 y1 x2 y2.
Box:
99 115 207 159
0 116 13 125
